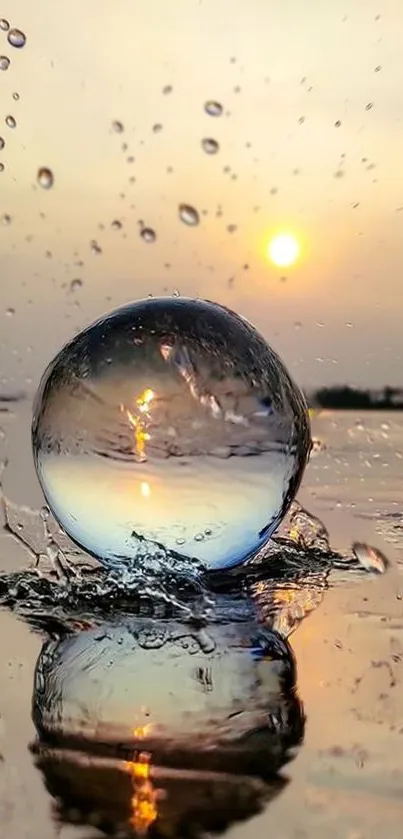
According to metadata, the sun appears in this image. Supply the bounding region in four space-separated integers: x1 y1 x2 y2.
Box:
267 233 300 268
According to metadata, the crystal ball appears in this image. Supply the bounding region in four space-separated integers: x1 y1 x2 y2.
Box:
32 297 311 571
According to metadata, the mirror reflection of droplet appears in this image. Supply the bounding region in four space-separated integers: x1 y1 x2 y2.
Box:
7 28 26 48
204 100 223 117
37 167 54 189
140 227 156 243
32 297 311 572
0 56 10 71
5 115 16 129
201 137 219 155
178 204 200 226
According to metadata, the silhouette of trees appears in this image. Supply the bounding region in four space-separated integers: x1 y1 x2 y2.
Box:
310 385 403 410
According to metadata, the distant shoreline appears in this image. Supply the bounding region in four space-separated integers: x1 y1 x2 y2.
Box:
308 385 403 411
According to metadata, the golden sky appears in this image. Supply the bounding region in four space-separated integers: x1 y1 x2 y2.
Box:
1 0 402 392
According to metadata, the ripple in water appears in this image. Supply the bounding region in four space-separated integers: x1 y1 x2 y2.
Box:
31 297 311 573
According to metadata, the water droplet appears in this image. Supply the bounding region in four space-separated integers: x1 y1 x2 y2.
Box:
40 505 50 522
70 278 83 292
204 100 223 117
112 120 124 133
2 213 11 225
0 163 4 173
152 123 163 133
12 91 20 101
140 227 156 243
227 224 237 234
334 119 342 127
7 28 26 48
0 137 5 150
5 306 15 316
32 297 311 572
37 167 54 189
90 239 102 255
298 116 305 124
0 56 10 71
374 64 382 72
201 137 219 154
352 542 388 574
178 204 199 226
0 19 9 31
365 102 374 110
5 115 16 129
162 84 172 94
111 219 122 230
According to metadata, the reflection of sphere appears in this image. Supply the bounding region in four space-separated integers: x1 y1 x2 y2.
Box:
31 618 304 836
32 297 310 571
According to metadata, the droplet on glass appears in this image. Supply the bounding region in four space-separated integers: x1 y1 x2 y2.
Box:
5 115 16 128
0 56 10 71
12 91 20 101
0 19 9 31
37 167 54 189
7 28 26 48
112 120 124 133
140 227 156 243
111 219 122 230
152 123 163 133
5 307 15 316
365 102 374 110
31 297 311 572
374 65 382 72
0 163 4 173
334 119 342 127
201 137 219 154
227 224 237 233
298 116 305 124
162 84 172 95
178 204 199 226
0 137 5 150
2 213 11 225
204 100 223 117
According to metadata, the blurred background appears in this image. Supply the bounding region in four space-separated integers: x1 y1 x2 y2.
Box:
1 0 402 399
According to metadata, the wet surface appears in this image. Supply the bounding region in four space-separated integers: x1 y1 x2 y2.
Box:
0 404 402 838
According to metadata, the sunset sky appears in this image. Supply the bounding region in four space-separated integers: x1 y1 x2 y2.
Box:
1 0 402 393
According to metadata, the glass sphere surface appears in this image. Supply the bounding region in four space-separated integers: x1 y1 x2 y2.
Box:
32 297 311 571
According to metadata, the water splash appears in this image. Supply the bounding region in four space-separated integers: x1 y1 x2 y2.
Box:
0 495 386 632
